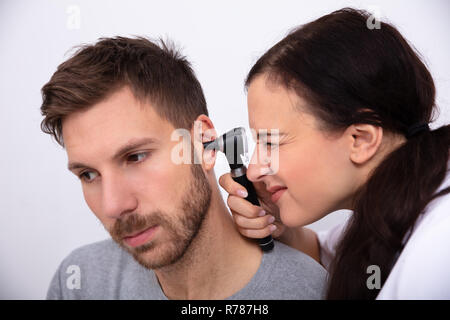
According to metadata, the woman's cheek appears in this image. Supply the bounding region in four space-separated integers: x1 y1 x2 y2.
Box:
278 147 330 225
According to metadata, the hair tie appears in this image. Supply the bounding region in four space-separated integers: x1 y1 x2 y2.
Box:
406 122 430 139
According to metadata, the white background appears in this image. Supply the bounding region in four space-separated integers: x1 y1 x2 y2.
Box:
0 0 449 299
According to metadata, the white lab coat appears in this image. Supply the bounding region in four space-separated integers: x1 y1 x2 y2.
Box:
317 164 450 299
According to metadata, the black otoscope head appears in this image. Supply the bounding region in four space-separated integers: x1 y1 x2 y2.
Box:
202 127 275 252
202 127 248 170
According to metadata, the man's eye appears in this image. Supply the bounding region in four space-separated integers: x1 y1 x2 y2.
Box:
77 152 149 183
127 152 149 162
79 171 98 182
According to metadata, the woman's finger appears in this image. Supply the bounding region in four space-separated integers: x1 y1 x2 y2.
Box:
219 173 249 198
227 195 265 218
237 224 277 239
232 212 275 230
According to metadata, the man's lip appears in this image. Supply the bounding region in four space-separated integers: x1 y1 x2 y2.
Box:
122 225 156 239
122 225 159 248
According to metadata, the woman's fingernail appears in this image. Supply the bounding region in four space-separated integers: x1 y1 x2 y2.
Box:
237 190 248 198
268 215 275 223
269 225 277 232
258 210 266 217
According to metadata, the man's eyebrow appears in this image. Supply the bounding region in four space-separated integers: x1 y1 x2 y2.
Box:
67 137 158 171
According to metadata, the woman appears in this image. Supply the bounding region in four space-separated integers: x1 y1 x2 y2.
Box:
219 8 450 299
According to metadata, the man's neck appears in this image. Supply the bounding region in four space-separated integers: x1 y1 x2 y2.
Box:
153 187 263 300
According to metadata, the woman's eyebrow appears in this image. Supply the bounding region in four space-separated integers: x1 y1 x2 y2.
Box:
256 131 286 139
67 137 158 171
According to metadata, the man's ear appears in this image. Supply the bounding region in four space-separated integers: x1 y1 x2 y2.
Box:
191 114 218 171
347 124 383 165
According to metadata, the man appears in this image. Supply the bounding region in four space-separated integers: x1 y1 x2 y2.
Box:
41 36 326 299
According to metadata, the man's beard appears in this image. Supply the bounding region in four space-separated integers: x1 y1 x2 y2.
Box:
108 164 212 270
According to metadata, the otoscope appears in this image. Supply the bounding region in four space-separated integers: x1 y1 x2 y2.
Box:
203 127 274 252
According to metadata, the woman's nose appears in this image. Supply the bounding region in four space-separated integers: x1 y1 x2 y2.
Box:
247 146 272 183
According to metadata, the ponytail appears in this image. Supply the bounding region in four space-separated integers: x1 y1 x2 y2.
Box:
326 125 450 299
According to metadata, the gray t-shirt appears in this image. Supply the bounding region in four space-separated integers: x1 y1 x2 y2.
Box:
46 239 327 299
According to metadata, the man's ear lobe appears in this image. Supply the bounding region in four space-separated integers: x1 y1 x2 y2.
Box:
348 124 383 165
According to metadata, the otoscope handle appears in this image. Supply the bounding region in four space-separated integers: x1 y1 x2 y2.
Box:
231 167 274 252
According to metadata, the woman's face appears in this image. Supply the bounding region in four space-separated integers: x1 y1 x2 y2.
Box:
246 74 358 227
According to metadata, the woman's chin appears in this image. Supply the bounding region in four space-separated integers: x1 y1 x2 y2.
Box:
279 205 316 228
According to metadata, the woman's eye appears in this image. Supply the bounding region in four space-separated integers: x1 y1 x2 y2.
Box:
262 141 276 147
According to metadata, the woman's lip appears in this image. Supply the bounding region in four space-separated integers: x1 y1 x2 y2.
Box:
123 225 158 248
267 185 287 193
271 187 287 203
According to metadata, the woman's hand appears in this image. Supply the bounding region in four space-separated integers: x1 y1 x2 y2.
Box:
219 173 321 263
219 173 286 239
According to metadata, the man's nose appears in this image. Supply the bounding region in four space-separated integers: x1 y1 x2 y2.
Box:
101 172 138 220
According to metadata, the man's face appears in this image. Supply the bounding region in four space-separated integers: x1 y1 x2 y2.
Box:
63 86 211 269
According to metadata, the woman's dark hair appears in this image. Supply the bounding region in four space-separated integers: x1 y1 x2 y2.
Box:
246 8 450 299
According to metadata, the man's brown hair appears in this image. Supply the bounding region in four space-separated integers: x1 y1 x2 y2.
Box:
40 36 208 147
